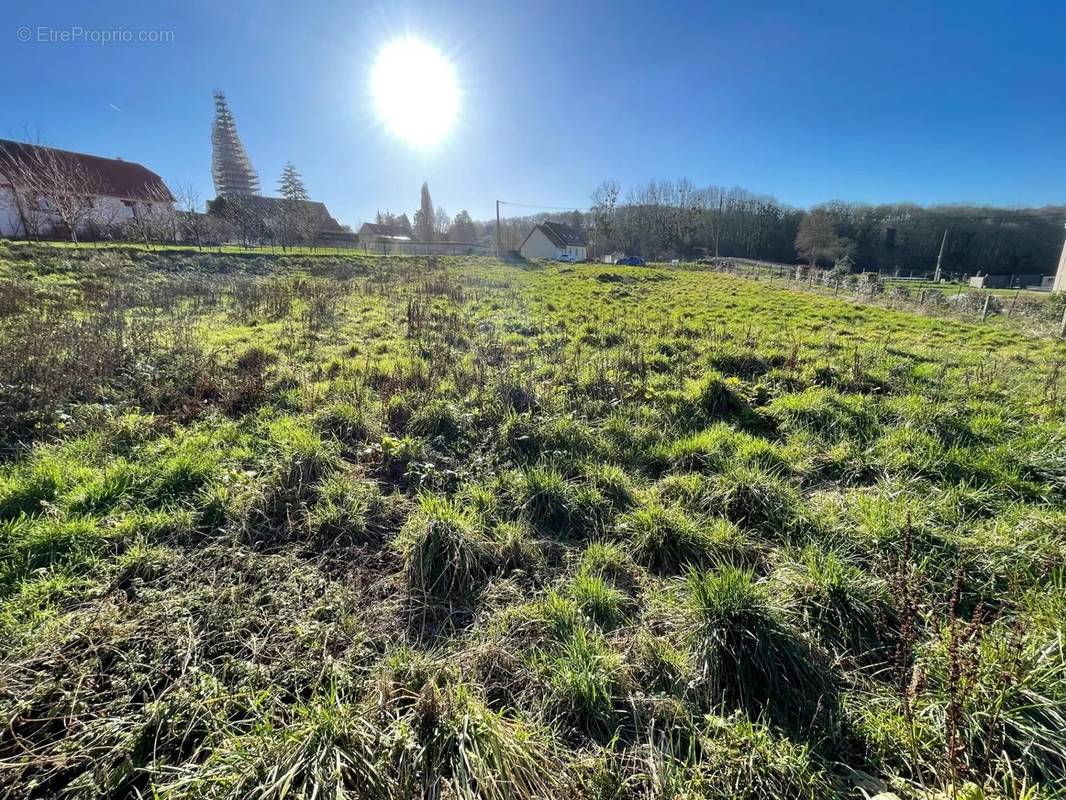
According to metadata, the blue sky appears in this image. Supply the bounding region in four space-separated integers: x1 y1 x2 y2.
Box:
7 0 1066 227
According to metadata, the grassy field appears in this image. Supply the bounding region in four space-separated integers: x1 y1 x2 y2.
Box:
1 243 1065 799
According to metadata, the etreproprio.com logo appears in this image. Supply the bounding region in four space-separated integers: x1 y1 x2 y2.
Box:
17 26 175 44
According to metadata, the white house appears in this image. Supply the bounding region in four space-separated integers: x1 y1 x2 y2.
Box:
0 139 173 239
519 221 588 261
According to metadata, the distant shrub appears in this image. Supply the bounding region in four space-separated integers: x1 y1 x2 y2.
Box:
888 285 911 302
957 291 1002 315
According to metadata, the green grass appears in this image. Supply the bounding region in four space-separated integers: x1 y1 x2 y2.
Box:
0 241 1064 798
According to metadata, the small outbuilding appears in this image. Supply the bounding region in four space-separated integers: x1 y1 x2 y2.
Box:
519 221 587 261
358 222 417 244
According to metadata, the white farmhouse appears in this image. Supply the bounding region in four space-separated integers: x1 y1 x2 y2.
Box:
0 139 173 240
519 221 587 261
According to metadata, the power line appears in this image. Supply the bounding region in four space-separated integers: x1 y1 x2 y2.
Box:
497 199 590 213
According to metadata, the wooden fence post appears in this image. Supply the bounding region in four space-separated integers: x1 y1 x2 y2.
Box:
1059 304 1066 339
1008 290 1019 318
981 294 992 322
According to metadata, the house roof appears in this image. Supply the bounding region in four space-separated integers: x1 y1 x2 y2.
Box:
0 139 173 202
522 221 588 250
359 222 418 241
240 195 344 232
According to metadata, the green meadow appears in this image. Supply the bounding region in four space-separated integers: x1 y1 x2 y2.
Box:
1 243 1065 799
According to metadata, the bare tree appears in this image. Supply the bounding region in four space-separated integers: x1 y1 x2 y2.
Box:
0 154 49 240
123 182 177 249
211 194 264 248
590 180 619 256
12 146 98 244
795 209 847 267
434 206 451 240
172 181 205 250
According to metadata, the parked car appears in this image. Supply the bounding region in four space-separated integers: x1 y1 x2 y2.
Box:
615 256 645 266
556 253 576 262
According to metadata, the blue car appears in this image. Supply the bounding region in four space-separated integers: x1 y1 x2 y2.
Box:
616 256 646 266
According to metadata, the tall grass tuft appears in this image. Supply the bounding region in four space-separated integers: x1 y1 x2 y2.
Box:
683 566 834 729
776 544 893 660
397 494 495 607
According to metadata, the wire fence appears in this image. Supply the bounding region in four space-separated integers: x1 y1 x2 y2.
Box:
693 258 1066 339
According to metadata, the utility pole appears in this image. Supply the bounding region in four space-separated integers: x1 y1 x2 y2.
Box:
933 229 948 283
1053 223 1066 293
495 200 501 259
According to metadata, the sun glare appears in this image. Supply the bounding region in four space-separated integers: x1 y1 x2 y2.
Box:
371 37 459 147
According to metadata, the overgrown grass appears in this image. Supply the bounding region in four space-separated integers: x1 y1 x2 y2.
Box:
0 245 1064 798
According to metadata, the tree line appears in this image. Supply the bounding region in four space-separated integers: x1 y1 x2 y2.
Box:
374 182 478 243
500 179 1064 276
4 142 1063 274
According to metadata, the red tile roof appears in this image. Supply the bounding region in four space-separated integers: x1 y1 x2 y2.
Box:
0 139 173 202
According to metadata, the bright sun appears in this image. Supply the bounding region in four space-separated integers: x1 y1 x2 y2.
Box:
371 37 459 147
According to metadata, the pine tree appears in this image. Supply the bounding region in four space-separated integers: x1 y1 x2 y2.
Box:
449 210 477 242
278 162 312 248
279 162 309 203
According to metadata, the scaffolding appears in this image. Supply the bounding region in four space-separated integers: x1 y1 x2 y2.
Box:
211 91 260 196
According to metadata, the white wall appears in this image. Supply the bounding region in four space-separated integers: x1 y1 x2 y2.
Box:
0 186 171 238
1054 234 1066 293
520 227 560 259
0 187 27 237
